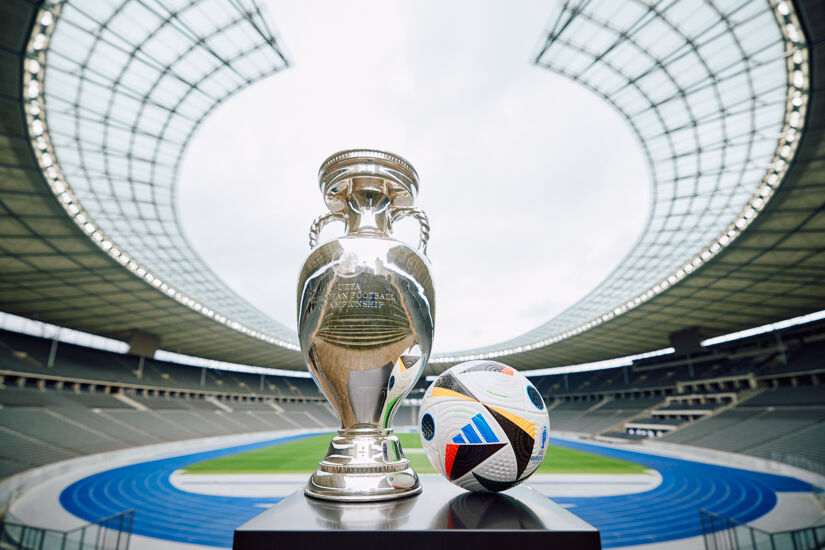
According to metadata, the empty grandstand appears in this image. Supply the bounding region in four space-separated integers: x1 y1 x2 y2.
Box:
529 317 825 474
0 315 823 484
0 328 337 481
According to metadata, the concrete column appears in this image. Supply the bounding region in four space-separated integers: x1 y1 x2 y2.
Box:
47 338 58 368
129 330 158 386
776 332 787 364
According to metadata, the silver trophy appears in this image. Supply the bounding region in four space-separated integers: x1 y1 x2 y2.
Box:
297 149 435 501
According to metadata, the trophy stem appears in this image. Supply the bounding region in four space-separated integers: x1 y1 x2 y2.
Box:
305 430 422 502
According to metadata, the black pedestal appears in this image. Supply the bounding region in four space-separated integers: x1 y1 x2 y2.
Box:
234 475 601 549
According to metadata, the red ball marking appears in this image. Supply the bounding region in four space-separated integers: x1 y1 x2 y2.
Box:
444 443 459 478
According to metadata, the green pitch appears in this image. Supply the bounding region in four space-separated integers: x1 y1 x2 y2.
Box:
184 433 646 474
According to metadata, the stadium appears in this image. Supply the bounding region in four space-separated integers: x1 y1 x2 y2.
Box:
1 0 824 549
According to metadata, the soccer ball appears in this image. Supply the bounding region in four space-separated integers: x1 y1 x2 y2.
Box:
419 360 550 492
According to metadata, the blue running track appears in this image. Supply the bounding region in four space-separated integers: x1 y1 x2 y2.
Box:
60 435 812 548
549 438 810 547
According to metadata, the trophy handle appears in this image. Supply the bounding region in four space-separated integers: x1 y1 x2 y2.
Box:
390 207 430 255
309 212 347 249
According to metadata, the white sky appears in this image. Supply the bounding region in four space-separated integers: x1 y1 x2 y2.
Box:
178 1 649 354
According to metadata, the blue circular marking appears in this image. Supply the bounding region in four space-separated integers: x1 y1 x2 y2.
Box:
527 385 544 410
421 413 435 440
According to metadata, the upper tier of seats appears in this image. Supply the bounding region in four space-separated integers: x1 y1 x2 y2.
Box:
0 329 323 401
531 318 825 401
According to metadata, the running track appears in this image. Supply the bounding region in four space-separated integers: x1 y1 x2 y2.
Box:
59 436 812 548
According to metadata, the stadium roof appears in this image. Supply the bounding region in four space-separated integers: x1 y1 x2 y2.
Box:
0 0 823 372
0 0 302 369
437 0 825 367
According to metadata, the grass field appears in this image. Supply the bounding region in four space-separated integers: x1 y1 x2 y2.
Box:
183 433 646 474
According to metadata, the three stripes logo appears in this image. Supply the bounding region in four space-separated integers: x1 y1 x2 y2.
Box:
444 414 505 482
451 413 499 444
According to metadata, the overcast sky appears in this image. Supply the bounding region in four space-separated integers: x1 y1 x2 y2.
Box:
177 0 649 354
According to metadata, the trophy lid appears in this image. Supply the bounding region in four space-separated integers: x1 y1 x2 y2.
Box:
318 149 419 211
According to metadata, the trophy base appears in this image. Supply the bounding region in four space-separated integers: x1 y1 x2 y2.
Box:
305 429 422 502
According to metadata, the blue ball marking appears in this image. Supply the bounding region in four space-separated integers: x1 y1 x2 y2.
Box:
527 385 545 410
421 413 435 440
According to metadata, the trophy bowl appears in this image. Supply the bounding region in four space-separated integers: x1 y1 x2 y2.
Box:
297 149 435 501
